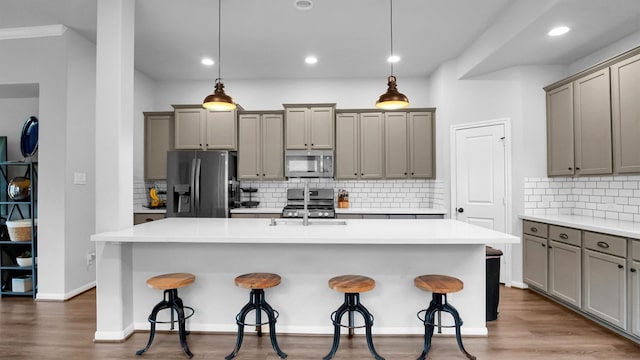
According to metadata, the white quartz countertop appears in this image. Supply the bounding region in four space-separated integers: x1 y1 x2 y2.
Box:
520 214 640 239
133 205 166 214
92 218 518 245
230 207 447 215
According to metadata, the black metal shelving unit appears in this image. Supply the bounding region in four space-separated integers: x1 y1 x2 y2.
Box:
0 161 37 298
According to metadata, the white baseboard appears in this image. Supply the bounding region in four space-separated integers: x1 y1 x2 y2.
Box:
36 281 96 301
94 324 135 342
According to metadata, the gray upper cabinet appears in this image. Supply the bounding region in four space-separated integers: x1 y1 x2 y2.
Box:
335 112 384 179
238 112 283 180
144 111 174 180
173 105 237 150
546 83 575 176
546 69 613 177
573 69 612 175
385 111 435 179
284 104 335 150
612 53 640 174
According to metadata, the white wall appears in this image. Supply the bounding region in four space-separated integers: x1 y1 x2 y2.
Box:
133 71 156 182
0 27 100 300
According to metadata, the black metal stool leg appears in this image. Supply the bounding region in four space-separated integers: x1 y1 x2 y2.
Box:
417 301 437 360
442 301 476 360
261 296 288 358
136 298 169 356
226 300 256 360
323 301 349 360
354 302 385 360
171 300 193 358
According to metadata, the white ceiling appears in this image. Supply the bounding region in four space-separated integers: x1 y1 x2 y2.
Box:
1 0 640 82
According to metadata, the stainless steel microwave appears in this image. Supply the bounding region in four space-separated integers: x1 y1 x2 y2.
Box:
284 150 334 178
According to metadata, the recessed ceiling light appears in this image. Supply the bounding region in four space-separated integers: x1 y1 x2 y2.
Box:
201 58 214 66
294 0 313 10
548 26 570 37
305 56 318 64
387 55 400 63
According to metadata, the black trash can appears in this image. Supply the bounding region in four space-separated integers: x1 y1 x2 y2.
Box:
486 246 503 321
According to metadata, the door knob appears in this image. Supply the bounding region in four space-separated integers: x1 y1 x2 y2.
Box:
457 208 464 213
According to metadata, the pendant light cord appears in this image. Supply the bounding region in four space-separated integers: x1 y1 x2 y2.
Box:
390 0 394 76
217 0 222 82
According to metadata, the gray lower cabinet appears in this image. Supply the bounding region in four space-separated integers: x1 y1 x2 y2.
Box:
632 257 640 337
582 231 627 329
548 225 582 307
523 233 548 291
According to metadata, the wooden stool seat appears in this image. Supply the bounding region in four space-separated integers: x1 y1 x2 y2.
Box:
414 274 463 294
328 275 375 293
146 273 196 290
234 273 281 290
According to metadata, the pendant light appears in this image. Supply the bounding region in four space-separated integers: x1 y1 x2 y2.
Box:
203 0 236 111
375 0 409 110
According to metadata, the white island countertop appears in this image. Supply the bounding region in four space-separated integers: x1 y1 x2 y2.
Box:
92 217 518 245
230 207 448 215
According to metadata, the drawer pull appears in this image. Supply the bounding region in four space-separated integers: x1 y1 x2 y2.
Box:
530 227 538 233
618 264 624 269
541 243 546 248
631 268 637 273
596 241 610 249
559 233 568 239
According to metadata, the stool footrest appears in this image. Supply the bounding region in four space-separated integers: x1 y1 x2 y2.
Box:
330 310 375 329
147 306 195 325
235 309 280 327
416 309 463 328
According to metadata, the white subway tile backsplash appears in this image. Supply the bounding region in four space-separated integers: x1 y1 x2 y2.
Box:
524 175 640 222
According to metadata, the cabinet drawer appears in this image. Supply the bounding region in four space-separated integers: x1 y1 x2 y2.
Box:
549 225 581 247
632 240 640 261
134 213 165 225
523 220 548 238
584 231 626 258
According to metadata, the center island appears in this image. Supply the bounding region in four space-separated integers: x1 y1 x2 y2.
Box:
91 218 519 341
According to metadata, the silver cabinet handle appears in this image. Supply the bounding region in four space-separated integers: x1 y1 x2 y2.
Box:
596 241 610 249
559 233 568 239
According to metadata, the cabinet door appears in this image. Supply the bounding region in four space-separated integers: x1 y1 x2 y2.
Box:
205 109 237 150
261 114 284 179
144 112 174 180
523 234 548 291
583 249 626 329
384 112 408 178
631 259 640 338
611 53 640 174
359 112 384 179
175 108 204 149
548 240 581 307
336 113 359 179
573 69 612 175
309 107 334 149
238 114 261 180
285 107 308 149
546 83 574 176
409 112 434 178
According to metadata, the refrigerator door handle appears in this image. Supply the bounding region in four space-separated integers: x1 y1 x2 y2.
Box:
194 158 202 215
189 158 197 215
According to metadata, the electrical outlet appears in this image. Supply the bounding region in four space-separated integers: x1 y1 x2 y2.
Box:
86 251 96 266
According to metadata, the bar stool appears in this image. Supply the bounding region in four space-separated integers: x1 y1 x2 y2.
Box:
414 274 476 360
226 272 287 360
323 275 385 360
136 272 196 358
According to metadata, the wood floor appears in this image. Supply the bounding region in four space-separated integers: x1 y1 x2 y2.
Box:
1 286 639 359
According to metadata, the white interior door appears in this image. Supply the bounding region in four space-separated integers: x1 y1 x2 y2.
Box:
453 122 508 283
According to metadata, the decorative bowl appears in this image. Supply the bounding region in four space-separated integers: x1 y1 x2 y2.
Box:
16 257 32 267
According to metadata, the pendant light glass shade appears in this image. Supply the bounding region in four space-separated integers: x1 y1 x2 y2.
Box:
375 0 409 110
202 0 236 111
203 80 236 110
375 75 409 110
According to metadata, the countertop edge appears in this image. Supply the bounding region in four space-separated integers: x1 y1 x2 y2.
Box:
519 214 640 240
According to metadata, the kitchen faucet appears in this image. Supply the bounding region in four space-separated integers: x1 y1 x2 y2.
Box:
302 181 309 226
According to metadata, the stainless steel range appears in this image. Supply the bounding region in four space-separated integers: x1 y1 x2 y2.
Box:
282 188 335 218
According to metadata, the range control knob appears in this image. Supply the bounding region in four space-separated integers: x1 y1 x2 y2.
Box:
324 212 329 217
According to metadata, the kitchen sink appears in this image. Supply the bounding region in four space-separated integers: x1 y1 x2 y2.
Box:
269 218 347 226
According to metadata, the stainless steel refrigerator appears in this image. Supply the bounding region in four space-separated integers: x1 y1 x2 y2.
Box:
166 150 239 217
